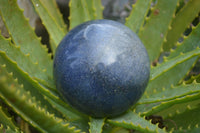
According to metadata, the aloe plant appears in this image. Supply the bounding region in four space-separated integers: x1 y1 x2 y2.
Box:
0 0 200 132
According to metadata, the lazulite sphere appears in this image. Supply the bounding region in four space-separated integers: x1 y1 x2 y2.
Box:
53 19 150 118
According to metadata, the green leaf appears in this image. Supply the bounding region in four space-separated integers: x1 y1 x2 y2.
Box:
85 0 95 19
138 82 200 104
0 0 52 74
0 34 54 90
125 0 152 33
0 106 18 131
186 73 200 84
70 0 103 29
164 105 200 132
135 103 161 116
0 51 83 121
168 23 200 59
69 0 91 29
107 111 166 133
45 96 86 121
89 117 105 133
0 60 64 119
0 125 20 133
156 98 200 119
89 118 105 133
92 0 104 19
163 0 200 51
0 54 56 112
102 124 130 133
172 126 200 133
138 0 179 62
85 0 103 20
30 0 67 53
0 71 81 133
140 92 200 116
38 0 67 31
143 23 200 97
145 47 200 97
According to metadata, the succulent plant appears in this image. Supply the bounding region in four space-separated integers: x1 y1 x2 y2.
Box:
0 0 200 133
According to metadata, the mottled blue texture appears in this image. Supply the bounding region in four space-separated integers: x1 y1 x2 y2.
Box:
53 19 150 118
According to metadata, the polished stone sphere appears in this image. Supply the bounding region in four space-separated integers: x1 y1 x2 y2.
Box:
53 19 150 118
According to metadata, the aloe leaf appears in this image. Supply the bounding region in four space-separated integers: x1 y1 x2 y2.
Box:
102 124 130 133
0 62 64 119
0 0 52 74
143 23 200 97
0 34 54 90
38 0 67 31
168 23 200 59
135 102 161 116
0 125 19 133
138 0 179 62
186 73 200 84
163 0 200 51
0 52 83 121
107 111 166 133
172 126 200 133
0 72 81 133
125 0 152 33
30 0 67 53
89 117 105 133
0 106 18 131
85 0 103 20
145 47 200 97
92 0 103 19
85 0 95 19
69 0 90 29
140 92 200 116
0 55 54 110
156 98 200 119
45 96 85 121
72 0 103 24
138 82 200 104
164 105 200 132
135 92 200 120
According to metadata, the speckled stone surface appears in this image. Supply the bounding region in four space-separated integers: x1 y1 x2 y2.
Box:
53 19 150 118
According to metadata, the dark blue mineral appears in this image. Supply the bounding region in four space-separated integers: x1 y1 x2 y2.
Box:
53 19 150 118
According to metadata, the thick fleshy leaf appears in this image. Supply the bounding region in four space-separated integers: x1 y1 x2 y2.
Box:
89 117 105 133
0 34 54 90
0 69 81 133
163 0 200 51
168 23 200 59
0 0 52 74
37 0 67 31
138 92 200 116
164 106 200 132
0 52 83 121
143 23 200 97
0 125 20 133
156 98 200 119
69 0 90 29
30 0 66 53
107 111 166 133
0 106 18 131
172 126 200 133
144 47 200 97
0 54 55 112
92 0 103 19
125 0 152 33
138 82 200 104
138 0 179 61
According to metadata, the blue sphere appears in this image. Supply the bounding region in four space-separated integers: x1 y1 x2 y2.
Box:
53 19 150 118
